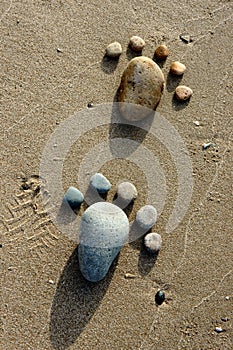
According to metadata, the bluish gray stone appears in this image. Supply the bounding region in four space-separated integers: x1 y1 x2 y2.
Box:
136 205 157 231
78 202 129 282
64 186 84 209
90 173 111 194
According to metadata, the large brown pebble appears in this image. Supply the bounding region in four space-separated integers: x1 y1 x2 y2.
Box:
118 56 165 121
129 36 145 52
154 45 169 59
175 85 193 101
170 61 186 75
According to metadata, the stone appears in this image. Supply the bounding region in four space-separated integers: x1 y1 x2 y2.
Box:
215 327 223 333
116 181 137 204
106 41 122 58
155 290 165 305
154 44 169 60
90 173 111 193
125 273 137 279
179 33 193 44
78 202 129 282
118 56 165 121
175 85 193 101
144 232 162 254
136 205 157 231
129 35 145 52
64 186 84 209
170 61 186 75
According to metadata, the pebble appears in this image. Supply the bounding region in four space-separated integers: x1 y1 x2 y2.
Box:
106 41 122 58
221 317 229 322
125 273 137 279
202 142 215 150
116 181 137 203
129 35 145 52
64 186 84 209
175 85 193 101
155 290 165 305
90 173 111 193
179 34 193 44
118 56 165 121
48 279 55 285
215 327 223 333
193 120 200 126
136 205 157 231
144 232 162 254
78 202 129 282
225 296 230 300
170 61 186 75
154 44 169 60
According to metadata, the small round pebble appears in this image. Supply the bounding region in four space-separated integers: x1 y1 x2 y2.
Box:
154 44 169 60
116 182 137 203
106 41 122 58
155 290 165 305
90 173 111 193
129 35 145 52
144 232 162 254
170 61 186 75
64 186 84 209
136 205 157 231
215 327 223 333
175 85 193 101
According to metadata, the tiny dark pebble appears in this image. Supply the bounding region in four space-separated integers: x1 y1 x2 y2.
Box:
87 102 94 108
21 183 30 190
57 48 62 53
155 290 165 305
221 317 229 322
0 244 2 248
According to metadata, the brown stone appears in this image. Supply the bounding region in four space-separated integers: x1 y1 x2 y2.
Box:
129 36 145 52
154 45 169 60
175 85 193 101
118 56 165 121
170 61 186 75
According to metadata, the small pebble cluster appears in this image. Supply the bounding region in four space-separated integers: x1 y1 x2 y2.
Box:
63 173 160 283
105 35 193 109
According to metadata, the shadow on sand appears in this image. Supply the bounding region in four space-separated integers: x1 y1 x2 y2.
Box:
50 247 117 349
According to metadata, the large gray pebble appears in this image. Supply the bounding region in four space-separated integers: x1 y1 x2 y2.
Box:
118 56 165 121
136 205 157 231
78 202 129 282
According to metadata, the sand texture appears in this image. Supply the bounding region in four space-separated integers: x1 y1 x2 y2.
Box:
1 1 232 349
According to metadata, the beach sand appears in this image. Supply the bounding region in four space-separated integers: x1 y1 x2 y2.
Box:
1 1 232 349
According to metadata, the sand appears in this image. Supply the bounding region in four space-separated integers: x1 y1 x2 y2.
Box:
1 1 232 349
